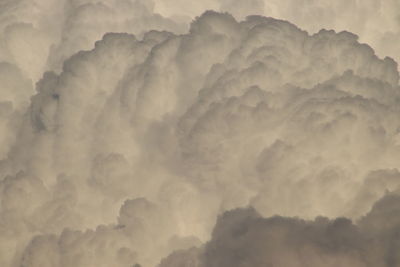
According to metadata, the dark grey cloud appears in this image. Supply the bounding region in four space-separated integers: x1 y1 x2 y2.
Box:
161 197 400 267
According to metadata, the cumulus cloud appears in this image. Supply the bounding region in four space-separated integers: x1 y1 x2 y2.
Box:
160 200 400 267
0 1 400 267
154 0 400 65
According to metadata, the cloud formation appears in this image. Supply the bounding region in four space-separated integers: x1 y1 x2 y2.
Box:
0 1 399 267
160 199 400 267
155 0 400 65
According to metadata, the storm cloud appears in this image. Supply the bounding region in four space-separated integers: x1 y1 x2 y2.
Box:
0 1 400 267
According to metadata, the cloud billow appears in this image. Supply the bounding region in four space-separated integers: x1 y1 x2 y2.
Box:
0 2 399 267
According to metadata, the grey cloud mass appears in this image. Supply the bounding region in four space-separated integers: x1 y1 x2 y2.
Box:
160 201 400 267
0 1 400 267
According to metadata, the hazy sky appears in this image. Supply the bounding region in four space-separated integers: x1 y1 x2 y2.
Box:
1 1 400 267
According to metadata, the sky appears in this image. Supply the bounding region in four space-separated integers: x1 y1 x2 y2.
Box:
1 1 400 266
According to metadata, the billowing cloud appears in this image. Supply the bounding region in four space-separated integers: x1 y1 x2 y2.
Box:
0 1 399 267
155 0 400 65
160 198 400 267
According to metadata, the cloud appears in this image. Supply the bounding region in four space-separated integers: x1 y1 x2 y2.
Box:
20 197 202 267
160 200 400 267
0 3 399 267
154 0 400 65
